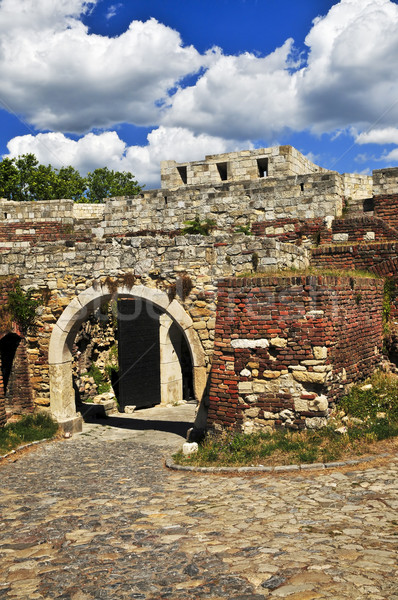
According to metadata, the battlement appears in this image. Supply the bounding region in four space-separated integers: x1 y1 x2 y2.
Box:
160 145 329 189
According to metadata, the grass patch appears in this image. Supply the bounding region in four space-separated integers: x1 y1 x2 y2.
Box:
174 371 398 467
0 413 58 456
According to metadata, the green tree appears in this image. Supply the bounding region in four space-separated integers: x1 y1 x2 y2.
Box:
0 155 142 202
85 167 142 203
52 166 87 202
0 157 20 200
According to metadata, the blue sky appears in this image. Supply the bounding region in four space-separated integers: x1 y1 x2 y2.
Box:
0 0 398 188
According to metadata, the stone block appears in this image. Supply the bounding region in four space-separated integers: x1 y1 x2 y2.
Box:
293 371 327 384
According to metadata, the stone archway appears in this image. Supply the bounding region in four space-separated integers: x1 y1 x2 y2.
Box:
48 283 207 434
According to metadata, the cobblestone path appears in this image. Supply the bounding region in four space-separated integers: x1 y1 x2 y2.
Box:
0 406 397 599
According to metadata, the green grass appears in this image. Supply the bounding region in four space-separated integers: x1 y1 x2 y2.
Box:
0 413 58 456
174 371 398 467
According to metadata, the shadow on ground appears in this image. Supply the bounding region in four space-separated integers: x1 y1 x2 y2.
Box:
82 414 193 438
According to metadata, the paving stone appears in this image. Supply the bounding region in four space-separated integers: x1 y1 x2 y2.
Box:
0 405 397 599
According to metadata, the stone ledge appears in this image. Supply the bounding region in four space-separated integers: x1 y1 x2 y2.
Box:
0 437 53 462
165 453 390 474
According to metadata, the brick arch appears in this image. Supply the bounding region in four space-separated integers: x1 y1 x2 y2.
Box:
48 283 207 434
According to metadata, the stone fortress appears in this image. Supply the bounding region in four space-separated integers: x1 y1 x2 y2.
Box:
0 145 398 436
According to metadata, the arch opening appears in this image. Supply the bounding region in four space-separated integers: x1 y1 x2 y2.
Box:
49 284 207 434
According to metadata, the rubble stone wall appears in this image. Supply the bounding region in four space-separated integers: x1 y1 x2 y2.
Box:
0 235 308 406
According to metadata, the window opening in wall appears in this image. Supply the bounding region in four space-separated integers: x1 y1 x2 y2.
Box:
300 183 305 192
164 196 168 205
257 158 268 178
363 198 374 212
177 166 187 184
217 162 228 181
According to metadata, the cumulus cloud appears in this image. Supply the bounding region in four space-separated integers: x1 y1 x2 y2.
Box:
383 148 398 163
299 0 398 133
0 0 202 132
163 41 300 140
164 0 398 140
1 0 398 177
5 128 249 188
356 127 398 146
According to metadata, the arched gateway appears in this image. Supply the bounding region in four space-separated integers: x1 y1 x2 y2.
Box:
48 283 207 434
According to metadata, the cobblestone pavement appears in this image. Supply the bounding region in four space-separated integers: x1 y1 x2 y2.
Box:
1 404 397 600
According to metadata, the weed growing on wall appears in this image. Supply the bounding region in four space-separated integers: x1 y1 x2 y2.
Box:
383 279 396 334
85 364 111 395
235 225 252 235
251 252 259 271
182 216 216 235
7 283 41 334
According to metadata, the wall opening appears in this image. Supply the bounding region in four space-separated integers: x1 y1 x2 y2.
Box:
363 198 374 212
177 166 187 184
49 285 207 432
217 162 228 181
0 333 21 396
117 298 162 410
257 158 268 178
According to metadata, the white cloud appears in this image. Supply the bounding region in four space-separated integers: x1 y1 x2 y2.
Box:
299 0 398 133
163 0 398 140
0 0 202 132
1 0 398 175
381 148 398 163
163 41 301 139
356 128 398 146
106 3 122 20
4 128 250 188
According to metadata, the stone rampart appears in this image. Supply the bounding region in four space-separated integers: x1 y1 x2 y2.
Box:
208 275 383 432
0 235 308 403
100 171 344 237
161 145 328 189
1 145 398 433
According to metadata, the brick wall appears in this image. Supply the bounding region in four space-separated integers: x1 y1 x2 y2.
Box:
252 218 323 244
208 275 383 432
0 278 34 422
374 194 398 231
0 222 92 245
311 242 398 272
321 216 398 244
3 337 34 415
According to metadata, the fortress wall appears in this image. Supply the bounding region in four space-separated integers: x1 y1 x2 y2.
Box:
72 203 105 220
320 216 398 244
374 194 398 231
0 236 307 403
160 145 328 189
0 198 74 223
373 168 398 195
342 173 373 200
208 276 383 432
311 242 398 272
101 171 344 236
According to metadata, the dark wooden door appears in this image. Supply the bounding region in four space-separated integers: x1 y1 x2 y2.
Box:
117 299 161 410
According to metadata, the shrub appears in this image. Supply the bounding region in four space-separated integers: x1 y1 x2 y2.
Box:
182 216 216 236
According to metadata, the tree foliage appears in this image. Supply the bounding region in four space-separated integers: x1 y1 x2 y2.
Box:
0 154 142 203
